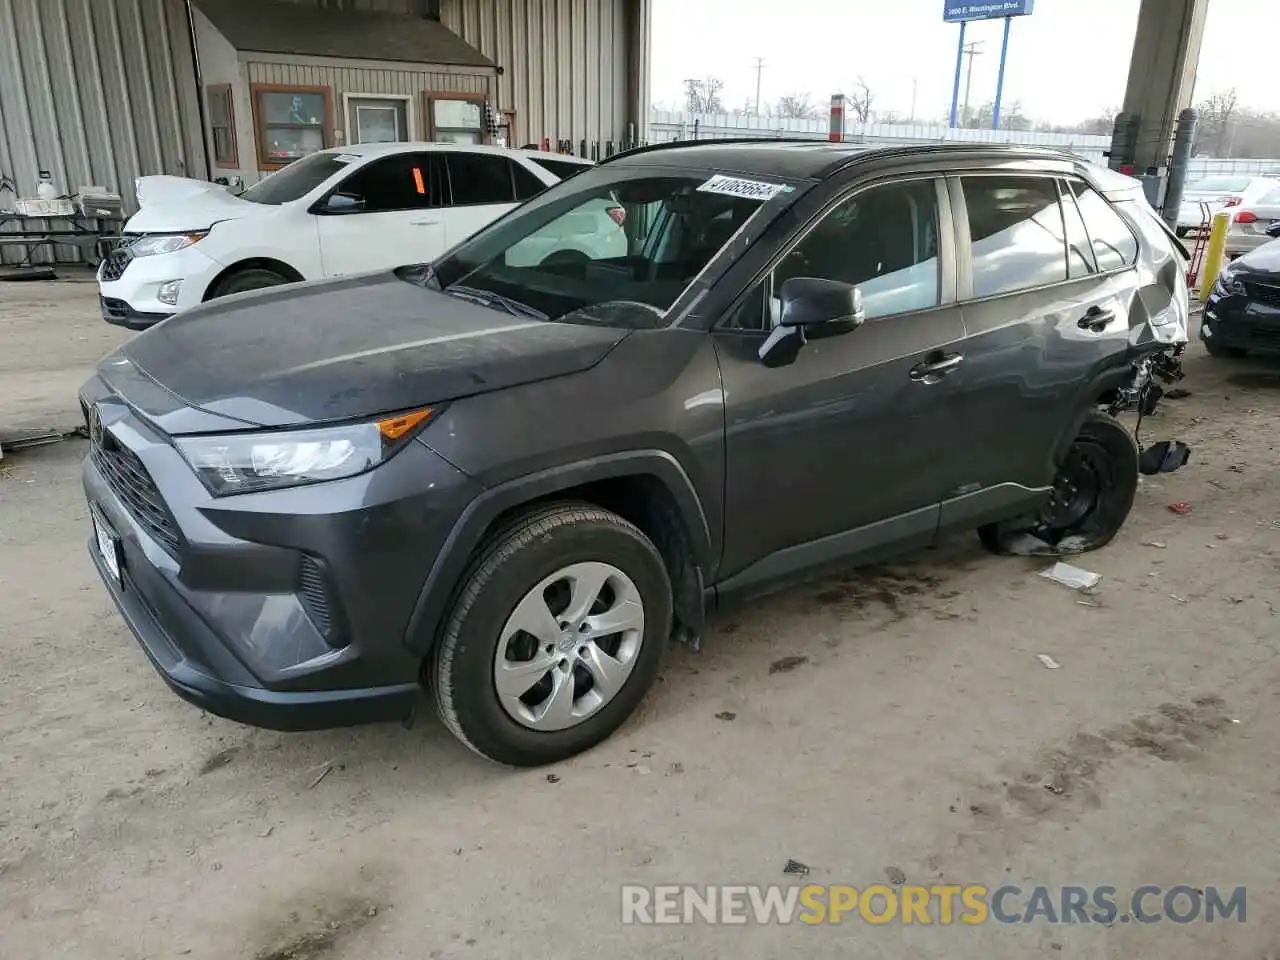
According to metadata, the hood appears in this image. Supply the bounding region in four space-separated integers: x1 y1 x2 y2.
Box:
1232 238 1280 277
125 175 263 233
111 271 630 427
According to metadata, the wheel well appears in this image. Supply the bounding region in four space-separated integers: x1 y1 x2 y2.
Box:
488 475 707 649
203 257 304 300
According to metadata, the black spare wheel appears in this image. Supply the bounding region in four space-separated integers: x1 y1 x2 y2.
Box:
979 410 1139 555
431 502 672 766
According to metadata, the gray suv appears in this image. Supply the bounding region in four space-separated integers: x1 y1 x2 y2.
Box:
81 141 1190 765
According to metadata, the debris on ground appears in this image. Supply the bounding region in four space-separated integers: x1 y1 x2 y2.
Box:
1216 533 1230 540
545 773 561 784
714 711 736 721
636 765 652 776
1076 599 1099 608
1000 532 1090 557
782 859 810 876
307 762 336 790
668 762 684 775
885 866 907 885
1165 388 1193 400
1039 562 1102 591
1170 595 1189 604
768 655 809 675
1167 501 1193 515
1208 479 1227 490
1036 654 1061 670
1141 541 1167 549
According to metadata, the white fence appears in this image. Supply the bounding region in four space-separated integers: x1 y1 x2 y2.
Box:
648 110 1112 163
647 110 1280 177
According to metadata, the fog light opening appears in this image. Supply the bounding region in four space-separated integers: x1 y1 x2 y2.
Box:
157 279 183 306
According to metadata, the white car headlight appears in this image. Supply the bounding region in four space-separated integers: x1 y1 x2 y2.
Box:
176 408 436 496
129 232 207 258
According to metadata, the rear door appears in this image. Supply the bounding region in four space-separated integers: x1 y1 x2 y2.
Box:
442 152 523 246
315 152 449 274
940 172 1140 529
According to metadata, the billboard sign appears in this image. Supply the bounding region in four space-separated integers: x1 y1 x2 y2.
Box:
944 0 1034 22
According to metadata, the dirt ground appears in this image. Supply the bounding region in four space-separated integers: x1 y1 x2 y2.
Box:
2 280 1279 959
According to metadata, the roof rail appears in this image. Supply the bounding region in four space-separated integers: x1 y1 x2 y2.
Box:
598 136 834 165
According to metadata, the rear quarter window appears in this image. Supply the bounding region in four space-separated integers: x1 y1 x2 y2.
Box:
1071 184 1139 271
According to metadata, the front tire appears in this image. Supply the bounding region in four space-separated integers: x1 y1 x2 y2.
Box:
979 410 1139 555
208 266 290 299
432 503 672 766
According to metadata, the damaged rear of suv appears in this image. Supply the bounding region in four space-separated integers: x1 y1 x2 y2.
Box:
82 141 1189 766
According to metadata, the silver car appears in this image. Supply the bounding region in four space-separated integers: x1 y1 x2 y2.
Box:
1225 183 1280 257
1176 175 1280 235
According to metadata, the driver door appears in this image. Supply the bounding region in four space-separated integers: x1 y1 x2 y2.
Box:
712 176 970 586
315 152 448 276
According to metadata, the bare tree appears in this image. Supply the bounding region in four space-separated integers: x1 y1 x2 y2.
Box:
1196 88 1241 156
848 76 875 123
683 77 726 114
775 92 818 120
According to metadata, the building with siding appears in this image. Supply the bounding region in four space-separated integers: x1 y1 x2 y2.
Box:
0 0 652 260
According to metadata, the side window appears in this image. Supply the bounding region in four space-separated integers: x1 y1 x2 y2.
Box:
1072 183 1139 271
333 153 445 212
963 176 1067 298
773 179 941 324
447 153 516 206
511 160 548 201
1059 180 1097 278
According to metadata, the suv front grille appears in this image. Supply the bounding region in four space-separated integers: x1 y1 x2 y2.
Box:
99 246 133 282
1244 281 1280 307
88 407 181 555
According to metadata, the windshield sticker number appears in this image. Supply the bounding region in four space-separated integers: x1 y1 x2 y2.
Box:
697 175 787 201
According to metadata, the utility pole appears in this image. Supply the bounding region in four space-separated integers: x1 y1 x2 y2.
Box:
910 78 918 123
960 41 983 127
752 57 766 115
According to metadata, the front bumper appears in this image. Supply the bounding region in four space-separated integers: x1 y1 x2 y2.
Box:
98 242 224 328
1202 287 1280 355
80 379 483 730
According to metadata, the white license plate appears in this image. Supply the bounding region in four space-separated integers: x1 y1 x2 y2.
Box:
93 511 121 584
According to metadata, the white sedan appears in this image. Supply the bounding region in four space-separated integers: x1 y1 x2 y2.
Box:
98 143 626 329
1175 175 1280 236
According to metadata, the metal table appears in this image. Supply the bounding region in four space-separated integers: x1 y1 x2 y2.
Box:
0 212 123 269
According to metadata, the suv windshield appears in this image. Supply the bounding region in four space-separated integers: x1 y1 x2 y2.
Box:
430 169 781 324
241 153 354 205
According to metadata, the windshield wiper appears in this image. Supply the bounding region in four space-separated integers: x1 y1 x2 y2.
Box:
445 284 546 321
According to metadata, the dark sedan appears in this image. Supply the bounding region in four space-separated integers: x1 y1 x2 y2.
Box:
1203 237 1280 357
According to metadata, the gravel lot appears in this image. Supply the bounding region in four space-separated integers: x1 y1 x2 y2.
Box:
2 280 1279 959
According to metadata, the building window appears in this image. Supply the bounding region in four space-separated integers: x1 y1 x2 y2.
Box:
426 95 485 144
206 84 237 168
346 95 410 144
252 85 332 168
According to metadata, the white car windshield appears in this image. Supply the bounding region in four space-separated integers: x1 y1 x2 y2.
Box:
429 170 787 324
241 154 355 205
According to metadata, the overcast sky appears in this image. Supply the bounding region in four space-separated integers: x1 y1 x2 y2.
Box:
650 0 1279 124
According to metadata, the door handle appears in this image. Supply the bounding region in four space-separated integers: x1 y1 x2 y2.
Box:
410 219 439 226
909 353 964 382
1077 306 1115 332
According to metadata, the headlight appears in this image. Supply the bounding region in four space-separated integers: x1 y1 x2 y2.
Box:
1216 265 1246 296
175 408 435 496
129 233 207 258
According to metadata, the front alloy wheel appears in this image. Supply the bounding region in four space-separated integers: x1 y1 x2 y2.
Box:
432 503 672 766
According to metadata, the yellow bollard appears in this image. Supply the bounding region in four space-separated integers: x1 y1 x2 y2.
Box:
1199 210 1232 297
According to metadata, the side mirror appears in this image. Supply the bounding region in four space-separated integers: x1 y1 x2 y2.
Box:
1266 221 1280 239
758 277 863 367
322 192 366 214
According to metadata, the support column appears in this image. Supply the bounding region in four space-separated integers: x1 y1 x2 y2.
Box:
625 0 652 146
1120 0 1211 173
